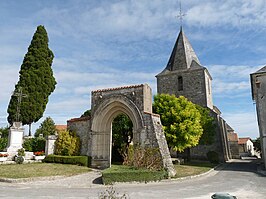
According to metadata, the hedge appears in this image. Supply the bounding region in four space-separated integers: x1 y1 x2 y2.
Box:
102 165 168 185
43 155 91 167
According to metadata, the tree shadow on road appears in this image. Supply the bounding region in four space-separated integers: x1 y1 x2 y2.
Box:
214 158 265 177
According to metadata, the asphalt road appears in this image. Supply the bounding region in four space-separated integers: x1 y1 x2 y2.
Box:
0 159 265 199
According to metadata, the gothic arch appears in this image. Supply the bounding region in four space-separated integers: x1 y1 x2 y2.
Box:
87 84 176 176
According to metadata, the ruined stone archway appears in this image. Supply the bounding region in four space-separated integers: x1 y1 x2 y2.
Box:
70 84 176 176
90 95 145 168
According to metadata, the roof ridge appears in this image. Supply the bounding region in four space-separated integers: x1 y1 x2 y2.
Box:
92 84 144 93
67 116 91 123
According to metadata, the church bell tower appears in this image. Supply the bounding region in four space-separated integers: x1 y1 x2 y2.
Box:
156 28 213 109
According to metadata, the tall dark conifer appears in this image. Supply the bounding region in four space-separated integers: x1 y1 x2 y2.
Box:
7 25 56 136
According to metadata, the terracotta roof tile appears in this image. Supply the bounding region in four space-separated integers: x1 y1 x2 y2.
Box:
67 116 90 123
238 137 251 145
55 125 67 131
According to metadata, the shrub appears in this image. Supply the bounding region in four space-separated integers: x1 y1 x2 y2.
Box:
16 156 24 164
55 130 80 156
34 137 46 152
17 148 25 156
22 138 33 151
121 145 163 171
207 151 219 164
23 137 46 152
35 116 56 138
0 137 8 151
102 165 167 185
43 155 91 167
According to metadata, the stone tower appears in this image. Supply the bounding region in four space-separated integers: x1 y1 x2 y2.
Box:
156 28 231 162
156 28 213 109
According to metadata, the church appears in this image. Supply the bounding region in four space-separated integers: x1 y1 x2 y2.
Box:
156 27 235 162
66 27 239 165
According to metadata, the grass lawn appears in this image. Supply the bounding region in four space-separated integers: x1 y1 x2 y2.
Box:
174 161 217 178
102 164 167 184
0 163 91 179
102 161 217 184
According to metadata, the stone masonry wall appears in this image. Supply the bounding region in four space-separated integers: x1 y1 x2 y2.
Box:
91 84 152 116
67 117 91 156
176 110 230 162
143 112 176 177
157 67 210 108
228 141 240 159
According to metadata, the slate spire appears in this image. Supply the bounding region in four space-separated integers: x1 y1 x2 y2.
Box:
165 28 200 71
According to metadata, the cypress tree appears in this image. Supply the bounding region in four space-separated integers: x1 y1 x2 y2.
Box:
7 25 56 136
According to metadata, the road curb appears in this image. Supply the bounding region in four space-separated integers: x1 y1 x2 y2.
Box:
160 163 224 183
108 163 224 186
0 164 223 185
0 175 66 183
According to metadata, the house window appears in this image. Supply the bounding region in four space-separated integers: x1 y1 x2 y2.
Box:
178 76 183 91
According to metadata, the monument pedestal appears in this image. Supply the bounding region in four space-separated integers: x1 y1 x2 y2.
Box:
6 122 24 160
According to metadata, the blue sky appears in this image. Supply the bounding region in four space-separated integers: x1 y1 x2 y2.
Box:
0 0 265 138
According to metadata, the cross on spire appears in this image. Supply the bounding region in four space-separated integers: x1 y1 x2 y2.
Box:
12 87 27 122
177 1 186 28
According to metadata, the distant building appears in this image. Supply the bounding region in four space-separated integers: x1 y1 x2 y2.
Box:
227 124 240 159
238 137 254 157
250 66 266 167
55 125 67 133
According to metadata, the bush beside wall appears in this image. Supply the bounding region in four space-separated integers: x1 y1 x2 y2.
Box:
43 155 91 167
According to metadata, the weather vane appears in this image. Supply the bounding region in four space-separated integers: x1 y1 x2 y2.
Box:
176 0 186 28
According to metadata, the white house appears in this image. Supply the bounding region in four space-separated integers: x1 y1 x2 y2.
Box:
238 137 254 157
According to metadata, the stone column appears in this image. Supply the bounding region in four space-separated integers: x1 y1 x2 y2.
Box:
45 135 57 156
6 122 24 159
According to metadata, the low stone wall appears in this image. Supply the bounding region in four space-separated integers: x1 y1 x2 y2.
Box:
229 141 240 159
67 117 91 156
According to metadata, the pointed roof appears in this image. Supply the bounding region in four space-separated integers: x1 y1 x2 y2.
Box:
253 66 266 74
164 28 200 71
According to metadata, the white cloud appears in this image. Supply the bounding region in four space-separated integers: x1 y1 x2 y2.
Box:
223 111 259 139
213 80 250 94
207 64 262 95
0 67 19 103
208 65 262 79
186 0 266 28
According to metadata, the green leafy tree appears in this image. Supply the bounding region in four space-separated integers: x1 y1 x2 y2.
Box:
0 127 9 151
80 109 91 118
112 114 133 162
35 117 56 138
7 25 56 136
196 105 216 145
23 137 46 152
55 130 80 156
153 94 203 152
0 127 9 138
253 137 261 152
